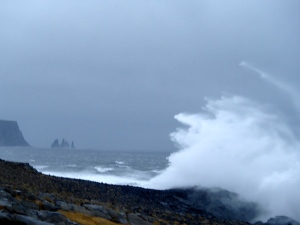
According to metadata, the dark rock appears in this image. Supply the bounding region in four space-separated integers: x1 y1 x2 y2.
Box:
37 211 70 225
0 159 255 225
12 202 27 215
51 139 74 149
82 204 111 220
21 200 39 211
0 120 29 146
107 208 128 223
265 216 300 225
15 215 54 225
72 204 91 215
128 213 152 225
55 201 73 211
60 139 69 148
25 193 38 201
0 198 13 211
38 193 57 205
0 189 13 200
171 187 260 222
40 201 58 211
12 190 22 198
0 211 14 223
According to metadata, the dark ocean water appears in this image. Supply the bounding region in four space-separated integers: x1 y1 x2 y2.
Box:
0 147 170 187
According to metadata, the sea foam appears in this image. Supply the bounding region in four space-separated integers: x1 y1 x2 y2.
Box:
149 63 300 221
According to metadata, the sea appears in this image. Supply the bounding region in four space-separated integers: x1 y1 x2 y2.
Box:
0 147 170 188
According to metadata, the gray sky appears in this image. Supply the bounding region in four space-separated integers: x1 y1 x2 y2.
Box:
0 0 299 150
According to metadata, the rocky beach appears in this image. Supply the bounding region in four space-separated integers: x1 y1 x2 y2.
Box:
0 158 248 225
0 158 298 225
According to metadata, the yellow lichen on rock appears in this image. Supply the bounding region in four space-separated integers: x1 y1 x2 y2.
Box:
60 210 121 225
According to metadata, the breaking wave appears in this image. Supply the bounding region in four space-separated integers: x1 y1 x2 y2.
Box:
150 63 300 221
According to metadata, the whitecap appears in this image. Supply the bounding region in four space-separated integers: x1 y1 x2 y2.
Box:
65 164 77 168
95 166 114 173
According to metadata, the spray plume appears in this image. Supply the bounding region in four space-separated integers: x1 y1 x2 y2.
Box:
149 62 300 221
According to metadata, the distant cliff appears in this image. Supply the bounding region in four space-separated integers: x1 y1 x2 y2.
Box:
0 120 30 146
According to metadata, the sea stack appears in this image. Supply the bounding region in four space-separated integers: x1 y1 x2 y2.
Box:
0 120 30 147
51 138 75 149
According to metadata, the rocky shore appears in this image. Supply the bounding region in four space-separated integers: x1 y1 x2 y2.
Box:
0 159 298 225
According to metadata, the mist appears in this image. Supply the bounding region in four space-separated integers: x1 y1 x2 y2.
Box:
1 1 300 150
1 0 300 221
150 65 300 221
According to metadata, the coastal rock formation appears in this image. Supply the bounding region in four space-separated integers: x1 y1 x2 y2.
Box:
51 139 75 149
172 187 259 221
51 139 60 148
60 139 70 148
0 120 29 147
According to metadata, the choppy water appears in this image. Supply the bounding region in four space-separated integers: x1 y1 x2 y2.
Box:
0 147 170 187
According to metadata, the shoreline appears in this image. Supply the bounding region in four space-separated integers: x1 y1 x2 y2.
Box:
1 158 299 225
0 158 256 225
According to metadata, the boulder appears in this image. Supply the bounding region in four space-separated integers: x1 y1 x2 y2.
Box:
12 202 27 215
107 208 128 224
37 211 70 225
0 198 13 211
55 201 73 211
82 204 111 220
71 204 91 215
41 201 57 211
15 215 53 225
0 211 15 223
128 213 152 225
21 200 39 211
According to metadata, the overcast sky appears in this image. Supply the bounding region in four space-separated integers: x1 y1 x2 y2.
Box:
0 0 299 150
